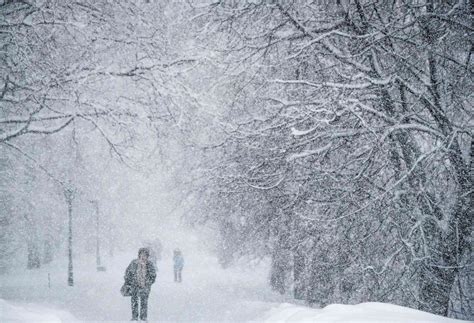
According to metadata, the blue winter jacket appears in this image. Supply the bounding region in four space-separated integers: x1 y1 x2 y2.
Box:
173 255 184 270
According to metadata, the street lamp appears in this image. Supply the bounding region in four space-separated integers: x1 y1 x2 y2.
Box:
64 188 74 286
91 200 106 272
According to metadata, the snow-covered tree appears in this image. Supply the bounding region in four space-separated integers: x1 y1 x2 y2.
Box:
190 0 473 319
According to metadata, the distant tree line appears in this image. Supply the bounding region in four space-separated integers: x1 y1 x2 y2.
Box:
0 0 198 277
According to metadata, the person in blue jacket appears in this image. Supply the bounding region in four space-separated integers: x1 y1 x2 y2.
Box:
173 248 184 282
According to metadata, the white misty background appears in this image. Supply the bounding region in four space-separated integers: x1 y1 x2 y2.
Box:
0 0 472 321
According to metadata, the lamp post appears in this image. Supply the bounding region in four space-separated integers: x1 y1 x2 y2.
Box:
64 188 74 286
91 200 106 271
91 200 101 269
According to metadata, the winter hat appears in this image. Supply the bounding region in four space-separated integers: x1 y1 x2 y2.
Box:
138 247 150 257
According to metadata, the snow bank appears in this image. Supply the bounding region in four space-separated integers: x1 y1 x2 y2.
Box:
0 299 77 322
263 302 466 323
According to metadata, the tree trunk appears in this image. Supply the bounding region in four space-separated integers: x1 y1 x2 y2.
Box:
65 188 74 286
293 248 306 300
419 139 473 316
43 238 53 264
27 241 41 269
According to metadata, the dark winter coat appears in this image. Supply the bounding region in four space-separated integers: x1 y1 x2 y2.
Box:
124 259 157 291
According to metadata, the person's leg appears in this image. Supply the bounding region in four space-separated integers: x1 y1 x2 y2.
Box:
131 290 139 320
174 268 177 282
139 289 149 321
178 269 182 282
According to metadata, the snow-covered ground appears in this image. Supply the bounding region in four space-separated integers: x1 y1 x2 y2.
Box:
2 298 468 323
263 302 466 323
0 299 77 322
0 238 469 322
0 249 284 321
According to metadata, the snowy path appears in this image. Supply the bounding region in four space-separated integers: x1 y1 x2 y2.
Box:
0 251 285 322
1 249 466 322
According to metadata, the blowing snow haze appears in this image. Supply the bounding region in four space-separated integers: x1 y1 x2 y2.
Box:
0 1 472 322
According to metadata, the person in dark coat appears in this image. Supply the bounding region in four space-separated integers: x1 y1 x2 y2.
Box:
173 248 184 283
124 248 157 321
